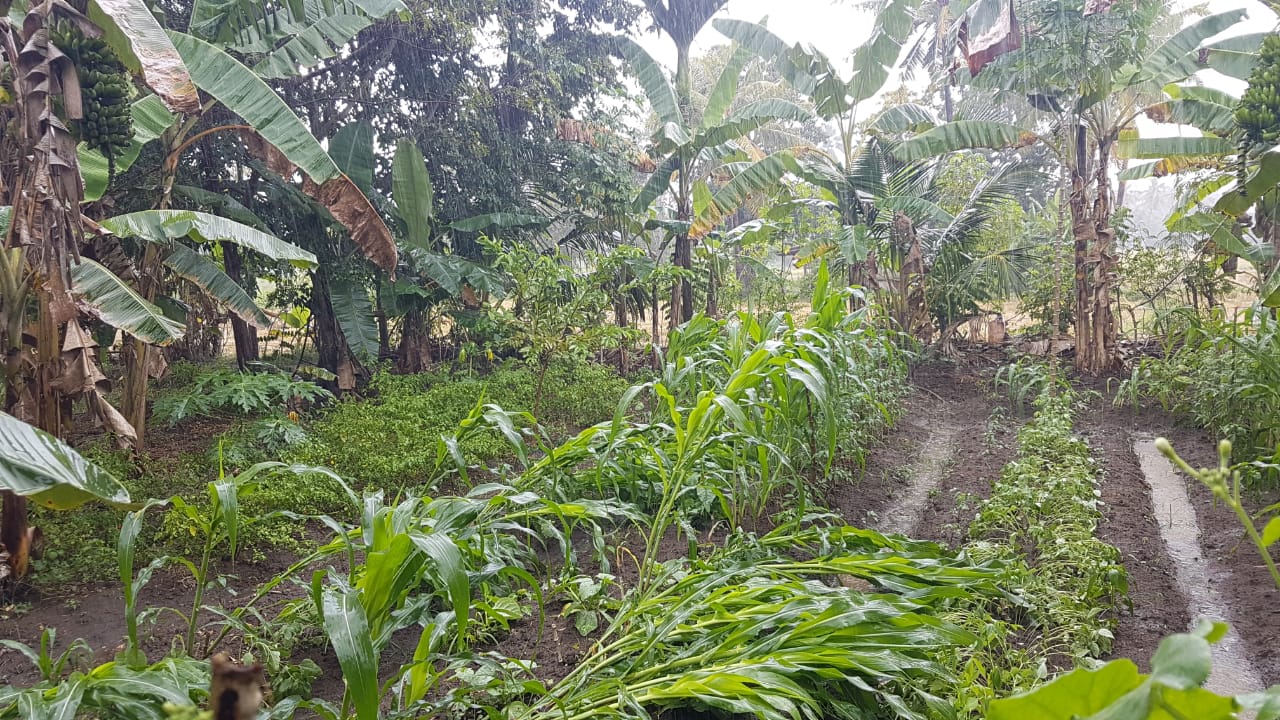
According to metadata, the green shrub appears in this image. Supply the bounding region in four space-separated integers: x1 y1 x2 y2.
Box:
290 360 629 489
152 367 332 427
1118 306 1280 479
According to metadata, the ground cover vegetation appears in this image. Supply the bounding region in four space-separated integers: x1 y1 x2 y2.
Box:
3 0 1280 716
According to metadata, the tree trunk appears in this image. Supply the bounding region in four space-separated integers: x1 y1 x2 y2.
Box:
310 267 342 392
223 243 260 369
671 41 695 328
705 260 718 317
396 307 432 374
121 242 163 451
1071 131 1119 376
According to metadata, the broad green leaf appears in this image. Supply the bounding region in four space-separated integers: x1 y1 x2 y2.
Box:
168 31 342 184
254 13 373 79
81 95 178 202
101 209 317 268
0 206 9 237
1115 136 1235 160
702 42 755 128
1263 517 1280 547
329 122 376 196
706 152 799 223
614 36 682 127
1216 152 1280 216
1131 9 1247 87
1201 33 1266 80
393 138 434 249
1117 157 1216 181
894 121 1031 162
71 259 186 345
694 99 811 151
848 0 919 104
1150 633 1212 690
320 585 380 720
634 154 681 212
163 244 270 328
1143 97 1237 135
449 213 546 233
88 0 199 113
869 103 936 135
713 19 819 96
988 660 1145 720
330 278 379 362
0 411 133 510
173 185 268 230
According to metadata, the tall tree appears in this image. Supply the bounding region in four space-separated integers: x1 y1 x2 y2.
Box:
891 0 1251 373
639 0 729 324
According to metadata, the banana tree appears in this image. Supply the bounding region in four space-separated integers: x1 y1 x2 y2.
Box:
1114 38 1280 307
884 4 1253 373
619 35 809 328
93 0 405 444
711 0 923 295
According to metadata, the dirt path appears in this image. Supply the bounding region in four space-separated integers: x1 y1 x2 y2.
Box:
875 421 958 536
834 364 1018 546
1133 438 1265 695
1074 395 1279 683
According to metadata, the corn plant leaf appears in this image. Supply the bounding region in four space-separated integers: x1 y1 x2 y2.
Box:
168 31 341 185
15 674 85 720
0 411 133 510
329 121 376 196
71 259 186 345
81 95 178 202
321 585 380 720
330 278 379 362
101 209 317 268
393 138 434 249
409 531 471 650
163 244 270 328
88 0 199 113
894 121 1031 162
614 36 681 127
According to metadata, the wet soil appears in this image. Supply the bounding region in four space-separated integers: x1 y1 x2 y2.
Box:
1073 392 1278 683
833 363 1018 547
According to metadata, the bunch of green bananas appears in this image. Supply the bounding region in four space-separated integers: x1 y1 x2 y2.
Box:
49 20 134 162
1233 33 1280 192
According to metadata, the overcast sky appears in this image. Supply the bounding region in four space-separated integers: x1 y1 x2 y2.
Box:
635 0 1275 76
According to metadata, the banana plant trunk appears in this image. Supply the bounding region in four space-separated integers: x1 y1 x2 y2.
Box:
671 41 695 328
223 243 259 369
396 306 432 374
1070 129 1119 375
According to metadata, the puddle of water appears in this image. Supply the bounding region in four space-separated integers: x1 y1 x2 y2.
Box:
1132 438 1264 697
878 424 958 536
